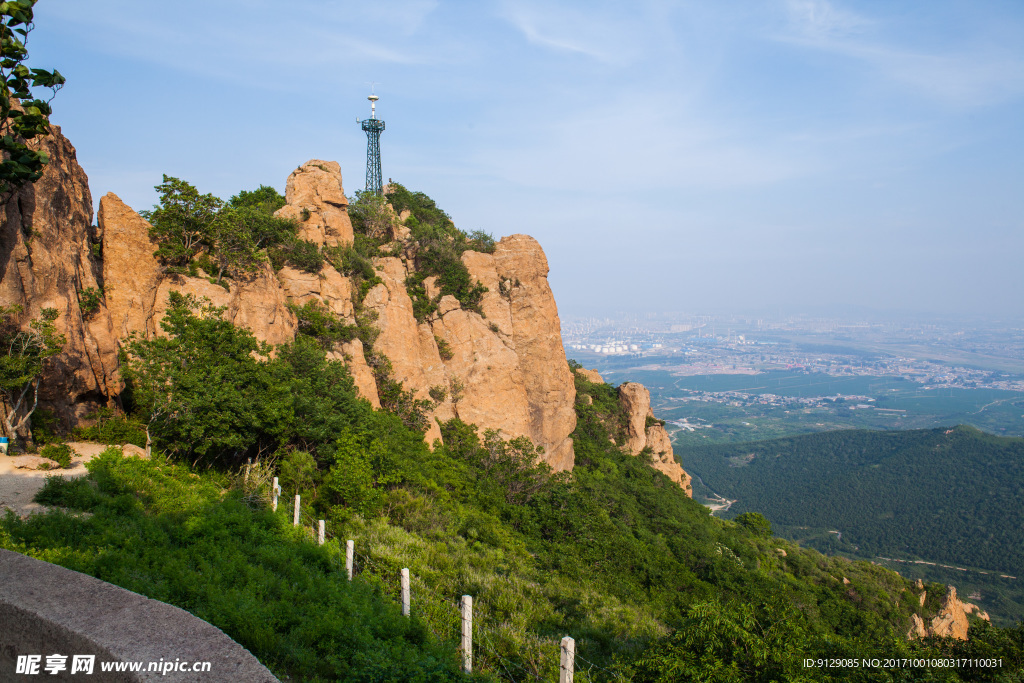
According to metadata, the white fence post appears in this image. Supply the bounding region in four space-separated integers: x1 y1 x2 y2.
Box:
401 568 410 616
560 636 575 683
271 477 279 511
318 520 325 546
346 540 354 580
460 595 472 674
293 495 300 527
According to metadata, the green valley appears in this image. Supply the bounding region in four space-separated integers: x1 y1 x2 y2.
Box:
682 425 1024 626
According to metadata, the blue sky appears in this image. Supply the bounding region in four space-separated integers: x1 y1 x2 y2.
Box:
31 0 1024 319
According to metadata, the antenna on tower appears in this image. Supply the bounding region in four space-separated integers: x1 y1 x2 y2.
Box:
356 87 386 195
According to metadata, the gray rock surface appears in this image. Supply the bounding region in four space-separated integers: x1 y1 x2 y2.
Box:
0 549 278 681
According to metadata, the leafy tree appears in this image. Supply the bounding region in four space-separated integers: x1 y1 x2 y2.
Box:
0 305 64 448
141 175 223 267
228 184 286 214
206 207 262 281
288 299 356 350
348 191 395 239
0 0 65 196
734 512 772 538
278 449 316 497
123 291 277 463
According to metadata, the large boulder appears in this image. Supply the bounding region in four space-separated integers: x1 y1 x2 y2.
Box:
273 160 353 247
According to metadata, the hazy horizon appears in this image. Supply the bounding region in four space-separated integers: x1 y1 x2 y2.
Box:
32 0 1024 320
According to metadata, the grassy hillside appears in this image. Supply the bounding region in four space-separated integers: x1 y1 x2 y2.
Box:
4 187 1022 681
4 375 1022 679
683 425 1024 625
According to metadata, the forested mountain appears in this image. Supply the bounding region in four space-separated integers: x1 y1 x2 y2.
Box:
685 426 1024 623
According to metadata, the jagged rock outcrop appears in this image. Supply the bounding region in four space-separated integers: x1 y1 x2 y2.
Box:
99 193 298 347
0 126 120 432
3 130 576 468
617 382 693 495
278 265 354 321
361 240 577 469
575 367 604 384
273 160 353 247
908 586 989 641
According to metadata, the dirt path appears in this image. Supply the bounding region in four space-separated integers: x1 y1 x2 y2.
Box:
0 443 121 517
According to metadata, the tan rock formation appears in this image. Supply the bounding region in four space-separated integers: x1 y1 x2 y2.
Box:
335 339 380 409
361 238 576 469
5 127 578 473
278 264 355 321
0 126 120 431
274 160 353 247
908 614 929 639
99 194 298 347
908 586 989 641
574 367 604 384
492 235 576 470
617 382 693 495
99 193 163 340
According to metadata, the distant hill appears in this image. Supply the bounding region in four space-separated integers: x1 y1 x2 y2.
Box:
684 426 1024 576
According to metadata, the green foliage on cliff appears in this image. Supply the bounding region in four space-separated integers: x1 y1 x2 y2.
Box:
142 176 321 278
367 182 489 320
0 304 64 447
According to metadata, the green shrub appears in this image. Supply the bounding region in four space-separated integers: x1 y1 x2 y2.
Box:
78 286 103 318
434 336 453 361
72 408 147 448
40 442 72 469
289 300 357 350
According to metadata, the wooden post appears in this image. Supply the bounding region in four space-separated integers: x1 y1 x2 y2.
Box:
293 494 300 527
401 568 410 616
271 477 279 511
460 595 472 674
560 636 575 683
346 540 354 580
318 520 325 546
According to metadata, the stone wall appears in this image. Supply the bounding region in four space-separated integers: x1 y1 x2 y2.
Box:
0 550 278 682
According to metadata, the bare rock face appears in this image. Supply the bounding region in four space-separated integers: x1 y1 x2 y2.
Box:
99 193 163 340
908 586 989 641
274 160 353 247
0 126 120 431
492 235 576 470
363 238 577 470
430 297 530 446
617 382 693 495
574 367 604 384
334 339 380 409
279 264 355 321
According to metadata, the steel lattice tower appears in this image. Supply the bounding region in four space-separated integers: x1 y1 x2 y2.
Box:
358 94 385 195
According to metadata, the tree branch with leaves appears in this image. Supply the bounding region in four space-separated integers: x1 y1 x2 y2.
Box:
0 0 64 196
0 304 64 448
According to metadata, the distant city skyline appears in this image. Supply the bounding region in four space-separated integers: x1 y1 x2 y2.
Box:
32 0 1024 319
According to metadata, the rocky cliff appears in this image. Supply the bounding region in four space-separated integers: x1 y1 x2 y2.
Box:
571 369 693 495
0 125 119 429
617 382 693 495
0 125 578 469
907 584 989 641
